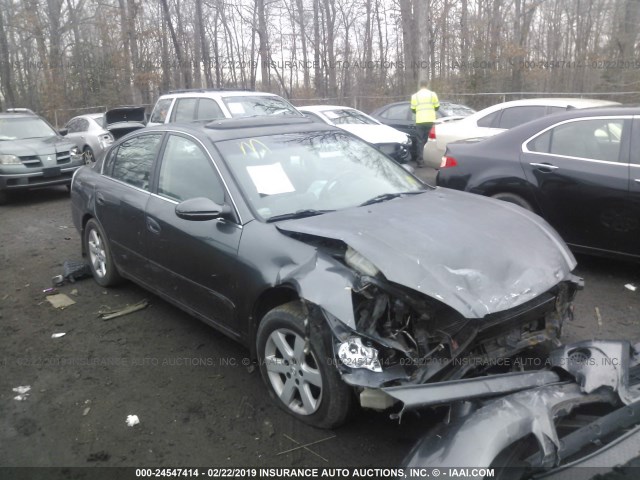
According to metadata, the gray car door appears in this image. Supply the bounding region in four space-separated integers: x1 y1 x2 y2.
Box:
97 133 164 279
145 133 243 333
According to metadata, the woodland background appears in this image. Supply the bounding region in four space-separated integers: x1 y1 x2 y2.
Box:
0 0 639 125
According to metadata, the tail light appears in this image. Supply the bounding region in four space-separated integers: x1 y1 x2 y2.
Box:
428 126 436 140
440 156 458 168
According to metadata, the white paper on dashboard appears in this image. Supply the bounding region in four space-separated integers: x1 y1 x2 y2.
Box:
246 163 295 195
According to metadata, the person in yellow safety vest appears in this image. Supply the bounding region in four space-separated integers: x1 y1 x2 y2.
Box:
410 80 439 167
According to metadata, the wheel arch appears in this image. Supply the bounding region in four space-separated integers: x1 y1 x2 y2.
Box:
470 176 541 214
248 284 301 358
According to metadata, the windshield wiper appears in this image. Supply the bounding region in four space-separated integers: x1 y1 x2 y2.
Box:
266 209 334 223
359 191 424 207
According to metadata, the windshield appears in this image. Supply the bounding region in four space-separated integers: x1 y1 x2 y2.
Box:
0 117 58 140
216 131 425 221
323 109 378 125
222 95 302 118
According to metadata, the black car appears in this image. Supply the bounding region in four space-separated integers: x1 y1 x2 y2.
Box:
0 110 84 203
370 101 475 159
71 116 580 428
437 105 640 260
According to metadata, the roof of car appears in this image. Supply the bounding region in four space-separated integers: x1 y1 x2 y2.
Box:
457 104 640 150
0 112 35 119
69 113 104 120
144 116 335 142
160 90 284 99
298 105 358 113
483 97 619 108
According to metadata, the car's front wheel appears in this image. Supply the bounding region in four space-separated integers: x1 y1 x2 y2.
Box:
83 146 95 164
257 301 352 428
84 218 122 287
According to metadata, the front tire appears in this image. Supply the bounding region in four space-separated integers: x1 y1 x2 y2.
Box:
83 146 95 164
83 218 122 287
257 301 352 428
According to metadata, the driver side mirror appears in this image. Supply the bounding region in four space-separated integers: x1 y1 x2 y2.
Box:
58 128 69 136
175 197 231 221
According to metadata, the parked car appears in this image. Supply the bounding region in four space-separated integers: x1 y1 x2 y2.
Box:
437 105 640 260
424 97 619 168
71 116 581 428
0 109 84 204
147 89 302 126
299 105 412 163
64 107 147 163
370 101 475 159
64 113 113 163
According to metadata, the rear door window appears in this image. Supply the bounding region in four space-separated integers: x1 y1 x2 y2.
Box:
171 98 198 123
528 118 626 162
498 106 546 129
380 104 411 121
196 99 224 121
109 134 163 190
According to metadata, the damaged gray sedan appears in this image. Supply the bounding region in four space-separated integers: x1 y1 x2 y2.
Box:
70 116 581 428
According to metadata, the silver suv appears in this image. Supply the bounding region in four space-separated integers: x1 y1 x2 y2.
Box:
148 89 302 126
0 109 84 204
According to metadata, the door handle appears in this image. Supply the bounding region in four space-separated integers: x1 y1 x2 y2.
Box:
635 179 640 184
96 193 106 205
146 217 161 235
530 162 559 171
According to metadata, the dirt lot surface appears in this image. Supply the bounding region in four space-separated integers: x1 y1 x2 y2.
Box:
1 178 639 473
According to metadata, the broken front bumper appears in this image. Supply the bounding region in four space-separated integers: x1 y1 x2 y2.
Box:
399 340 640 471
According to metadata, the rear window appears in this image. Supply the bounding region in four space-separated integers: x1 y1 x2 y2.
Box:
498 106 546 129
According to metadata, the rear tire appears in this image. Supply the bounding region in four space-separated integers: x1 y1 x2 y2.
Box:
491 192 533 211
83 218 122 287
257 301 352 429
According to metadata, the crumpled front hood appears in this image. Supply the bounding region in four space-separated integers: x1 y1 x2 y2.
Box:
277 188 576 318
339 124 408 145
0 136 72 156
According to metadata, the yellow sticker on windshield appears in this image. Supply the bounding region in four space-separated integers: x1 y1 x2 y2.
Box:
239 139 271 156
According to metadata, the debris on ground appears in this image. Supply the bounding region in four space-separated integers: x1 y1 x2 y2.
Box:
86 451 110 462
70 289 78 296
596 306 603 332
46 293 76 309
63 259 92 283
626 284 637 292
126 415 140 427
83 407 91 416
51 332 66 339
42 287 57 294
277 433 335 461
13 385 31 401
51 275 64 287
99 299 149 321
